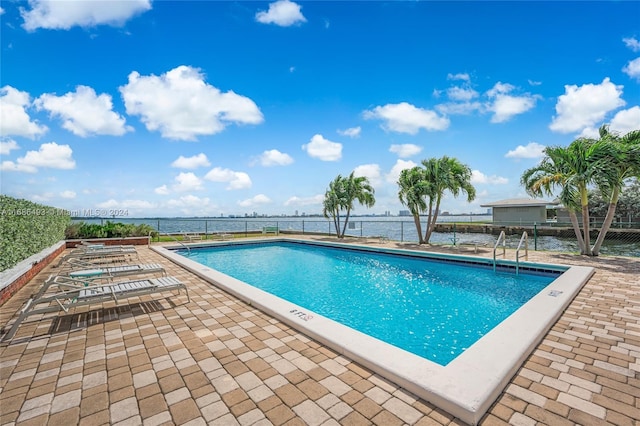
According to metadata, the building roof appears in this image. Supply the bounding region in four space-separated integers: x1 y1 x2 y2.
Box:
480 198 559 208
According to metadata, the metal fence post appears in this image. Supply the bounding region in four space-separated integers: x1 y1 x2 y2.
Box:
534 222 537 251
401 221 404 242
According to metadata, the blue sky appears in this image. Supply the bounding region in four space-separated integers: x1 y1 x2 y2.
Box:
1 0 639 218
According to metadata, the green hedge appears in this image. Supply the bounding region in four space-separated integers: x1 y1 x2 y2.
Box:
65 221 157 239
0 195 71 272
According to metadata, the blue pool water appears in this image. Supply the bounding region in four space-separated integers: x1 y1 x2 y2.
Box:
178 241 559 365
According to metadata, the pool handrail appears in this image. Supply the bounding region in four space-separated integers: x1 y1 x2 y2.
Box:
515 231 529 275
493 230 506 272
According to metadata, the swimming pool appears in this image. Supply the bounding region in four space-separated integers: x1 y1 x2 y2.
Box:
178 241 557 365
154 238 594 425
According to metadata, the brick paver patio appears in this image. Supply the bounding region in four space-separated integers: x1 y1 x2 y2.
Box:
1 239 638 425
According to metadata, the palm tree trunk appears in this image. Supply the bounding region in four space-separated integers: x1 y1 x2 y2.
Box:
568 211 586 253
423 200 434 244
425 198 440 244
412 213 424 244
341 208 352 238
591 188 620 256
580 188 593 255
334 211 341 238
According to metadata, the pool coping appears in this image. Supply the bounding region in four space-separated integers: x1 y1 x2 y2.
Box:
152 238 595 425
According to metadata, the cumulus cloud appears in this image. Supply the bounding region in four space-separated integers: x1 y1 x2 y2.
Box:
97 199 156 209
609 106 640 135
120 65 263 141
623 37 640 52
389 144 422 158
1 142 75 173
337 126 361 138
167 195 210 208
257 149 294 166
447 73 470 82
171 153 210 169
172 172 204 192
0 139 19 155
35 85 132 137
363 102 449 134
284 194 324 206
353 164 382 186
21 0 151 31
255 0 306 26
505 142 546 159
0 86 48 138
622 57 640 81
471 170 508 184
238 194 271 208
59 190 76 199
485 82 538 123
302 134 342 161
549 78 625 134
386 159 417 184
447 86 478 102
154 184 170 195
204 167 252 190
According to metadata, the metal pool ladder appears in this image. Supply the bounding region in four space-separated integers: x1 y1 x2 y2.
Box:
515 231 528 275
493 231 506 272
493 231 528 275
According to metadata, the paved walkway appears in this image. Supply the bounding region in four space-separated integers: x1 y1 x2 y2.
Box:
0 239 638 425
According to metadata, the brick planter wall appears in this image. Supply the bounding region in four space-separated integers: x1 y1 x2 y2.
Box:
0 243 66 306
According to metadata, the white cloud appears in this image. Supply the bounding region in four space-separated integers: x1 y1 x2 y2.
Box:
167 195 210 208
471 170 508 184
337 126 361 138
363 102 450 134
609 106 640 135
386 159 417 184
120 65 263 141
505 142 546 159
622 57 640 81
623 37 640 52
0 139 19 155
528 79 542 86
59 190 76 199
238 194 272 208
172 172 204 192
353 164 382 186
302 134 342 161
447 73 470 82
0 86 48 138
154 184 170 195
284 194 324 206
97 199 156 209
447 86 478 102
1 142 75 173
436 101 482 115
204 167 252 190
0 7 4 15
35 85 132 137
255 0 306 26
549 78 625 133
485 82 538 123
258 149 294 166
21 0 151 31
389 144 422 158
171 153 210 169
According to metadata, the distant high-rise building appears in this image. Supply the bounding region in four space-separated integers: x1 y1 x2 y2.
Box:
399 210 411 216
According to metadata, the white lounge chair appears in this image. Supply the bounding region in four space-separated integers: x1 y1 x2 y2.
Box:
55 246 139 267
2 275 189 342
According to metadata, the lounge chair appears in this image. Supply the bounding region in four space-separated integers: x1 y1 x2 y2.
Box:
1 275 189 342
62 258 166 277
55 246 139 267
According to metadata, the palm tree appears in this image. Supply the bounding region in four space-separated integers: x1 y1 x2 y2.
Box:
521 137 607 255
422 156 476 244
397 167 430 244
323 172 375 238
322 175 346 237
590 127 640 255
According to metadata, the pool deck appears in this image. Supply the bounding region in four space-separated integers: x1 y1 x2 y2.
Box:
1 237 639 426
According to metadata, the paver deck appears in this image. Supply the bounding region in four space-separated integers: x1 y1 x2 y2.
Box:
1 238 638 425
